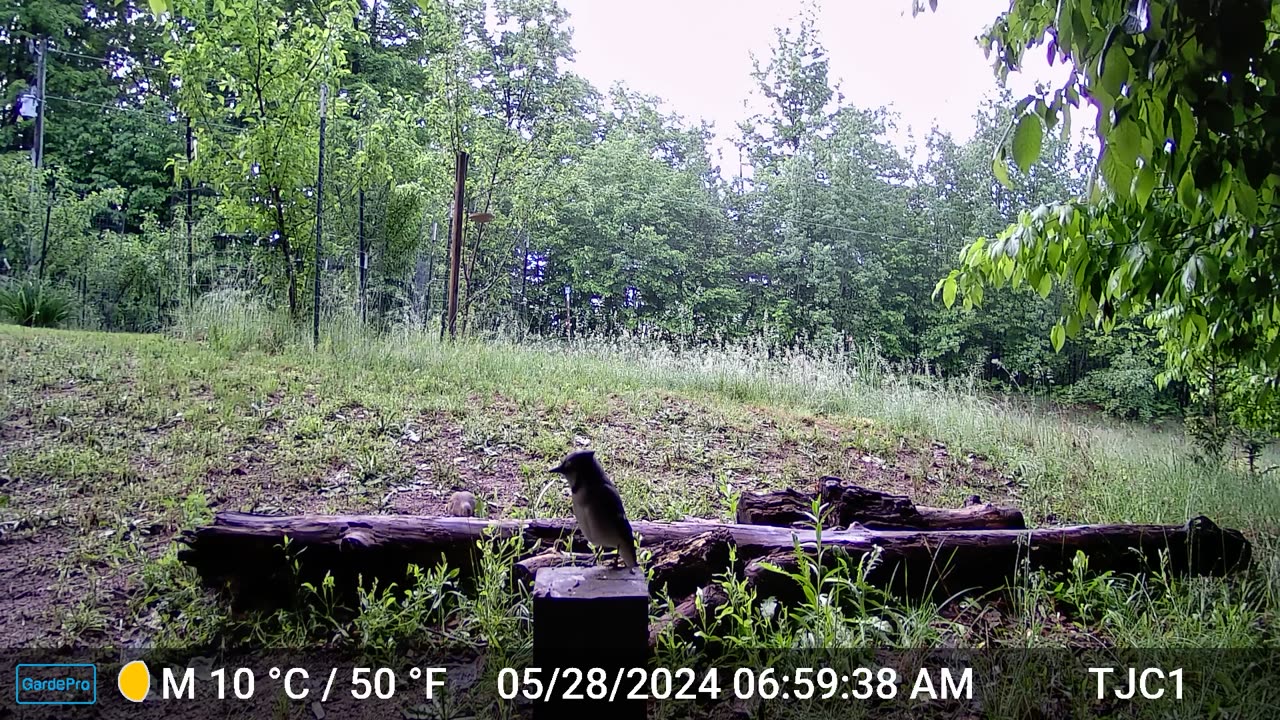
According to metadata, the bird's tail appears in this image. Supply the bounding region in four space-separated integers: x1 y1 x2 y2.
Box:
620 535 639 570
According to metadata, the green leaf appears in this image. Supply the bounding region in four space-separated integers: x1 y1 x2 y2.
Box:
1051 324 1066 353
1011 114 1043 173
1036 273 1052 298
1177 169 1198 209
148 0 169 15
1110 119 1140 172
1212 178 1231 216
1101 145 1134 198
992 148 1013 189
1181 255 1203 293
1199 255 1219 287
1191 313 1208 343
1135 162 1156 208
942 277 958 308
1234 176 1258 220
1176 98 1195 159
1099 30 1129 98
1065 313 1081 338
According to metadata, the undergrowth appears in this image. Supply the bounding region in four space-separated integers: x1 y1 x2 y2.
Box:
2 300 1277 682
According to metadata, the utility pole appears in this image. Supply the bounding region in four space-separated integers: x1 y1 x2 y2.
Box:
444 150 468 340
313 83 327 349
185 117 194 304
28 36 48 273
32 36 47 171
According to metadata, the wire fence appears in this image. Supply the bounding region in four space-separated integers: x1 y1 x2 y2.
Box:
2 85 458 337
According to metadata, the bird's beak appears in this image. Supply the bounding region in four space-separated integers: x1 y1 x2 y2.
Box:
548 463 565 474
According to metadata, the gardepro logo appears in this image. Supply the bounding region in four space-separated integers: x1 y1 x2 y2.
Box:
14 663 98 705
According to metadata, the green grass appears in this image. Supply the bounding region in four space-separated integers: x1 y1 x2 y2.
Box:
2 300 1278 715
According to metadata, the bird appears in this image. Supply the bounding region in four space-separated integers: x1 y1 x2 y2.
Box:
548 450 638 571
446 490 476 517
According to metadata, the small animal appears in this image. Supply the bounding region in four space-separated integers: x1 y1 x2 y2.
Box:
446 490 477 517
548 450 638 571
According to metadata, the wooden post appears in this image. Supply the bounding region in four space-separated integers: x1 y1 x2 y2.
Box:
445 151 468 339
532 566 648 720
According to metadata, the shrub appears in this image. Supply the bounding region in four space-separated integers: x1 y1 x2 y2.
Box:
0 280 72 328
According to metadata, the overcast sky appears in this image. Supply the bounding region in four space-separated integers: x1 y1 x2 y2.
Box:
556 0 1084 165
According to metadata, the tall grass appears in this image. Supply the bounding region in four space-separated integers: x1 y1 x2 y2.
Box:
173 294 1280 535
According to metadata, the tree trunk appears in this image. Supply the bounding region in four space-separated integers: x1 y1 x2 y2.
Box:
179 512 1250 609
735 478 1026 530
270 186 298 316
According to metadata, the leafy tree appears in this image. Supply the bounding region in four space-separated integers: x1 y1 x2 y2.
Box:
534 89 736 339
445 0 595 334
929 0 1280 394
740 2 836 165
3 2 178 230
165 0 359 316
732 6 843 345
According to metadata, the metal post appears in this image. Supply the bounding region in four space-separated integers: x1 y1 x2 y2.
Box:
185 117 194 304
313 83 327 349
37 176 55 280
357 134 367 324
445 150 468 339
439 213 451 341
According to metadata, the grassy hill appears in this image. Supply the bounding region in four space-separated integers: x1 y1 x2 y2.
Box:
1 322 1276 655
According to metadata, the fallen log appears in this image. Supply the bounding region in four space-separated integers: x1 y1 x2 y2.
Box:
179 512 1250 608
646 529 736 599
735 478 1026 530
744 515 1250 601
649 585 729 650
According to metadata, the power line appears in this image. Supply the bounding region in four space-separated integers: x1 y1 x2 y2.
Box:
46 45 176 94
47 47 115 63
44 94 246 134
46 94 178 123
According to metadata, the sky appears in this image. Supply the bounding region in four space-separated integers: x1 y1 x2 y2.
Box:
556 0 1085 165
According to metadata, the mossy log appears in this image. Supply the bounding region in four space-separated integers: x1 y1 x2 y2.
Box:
179 512 1249 609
